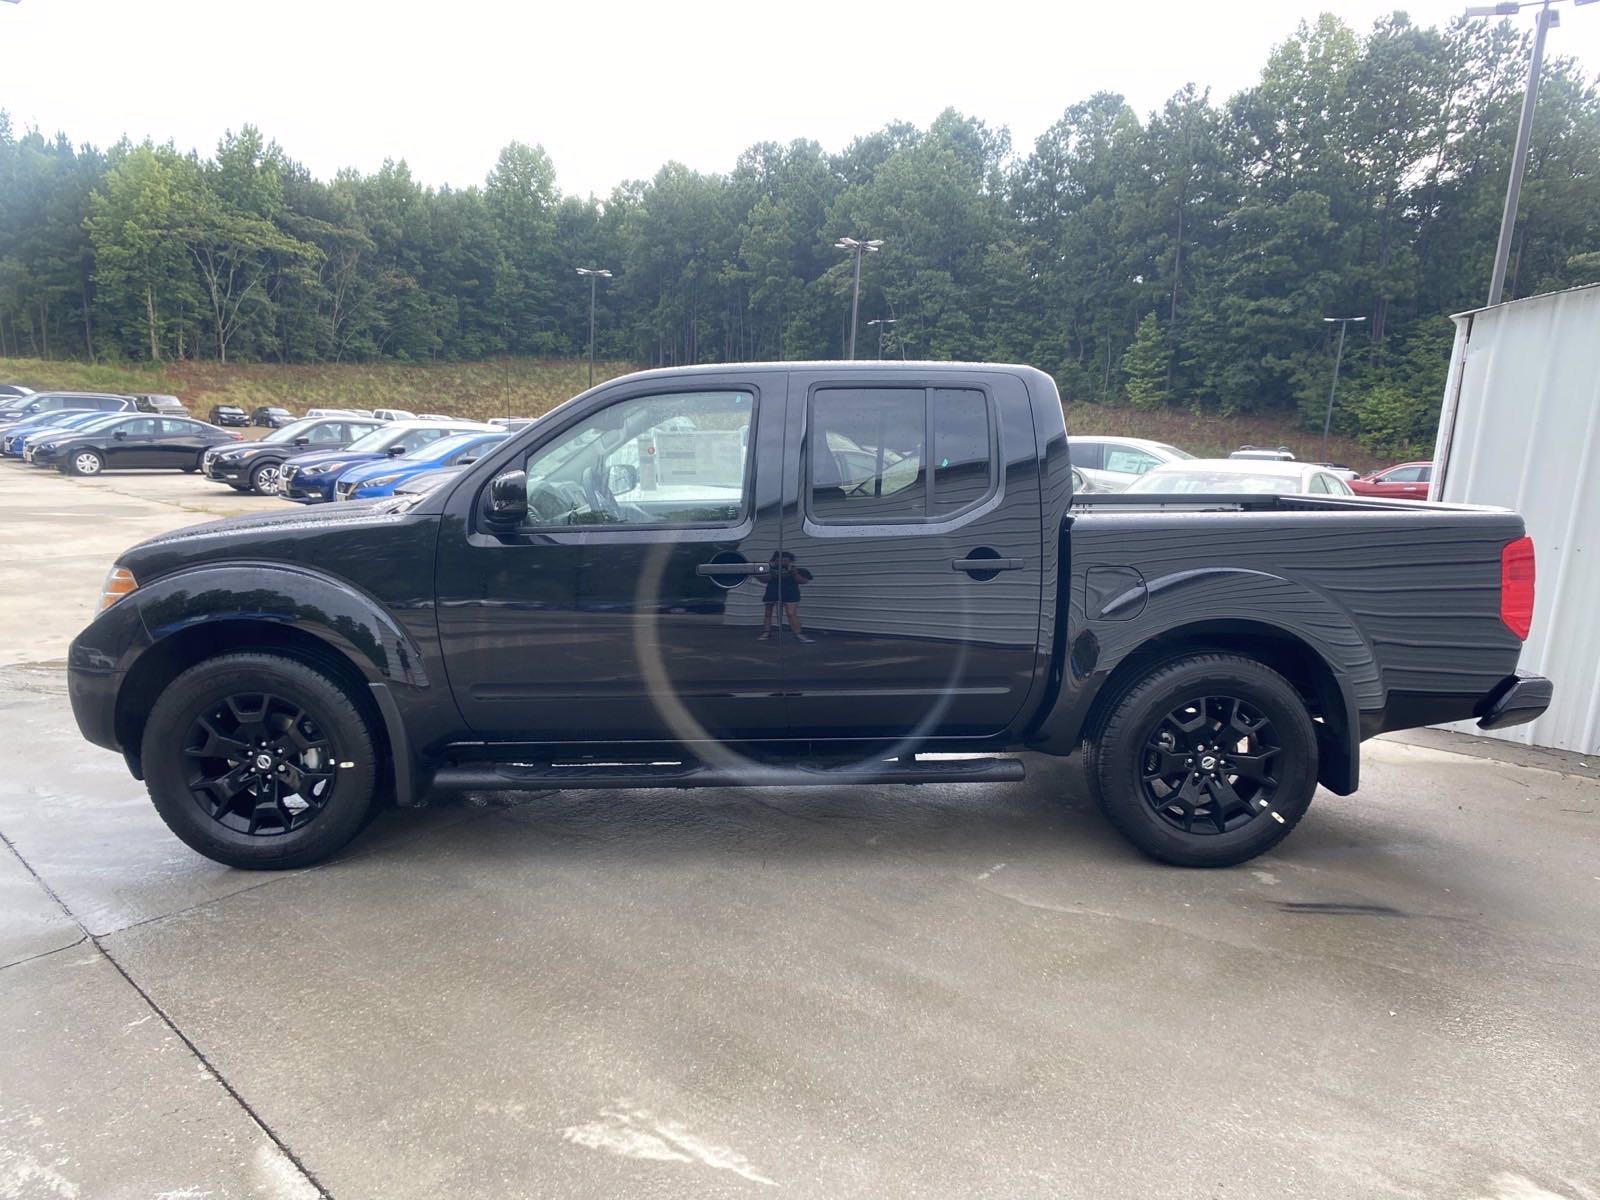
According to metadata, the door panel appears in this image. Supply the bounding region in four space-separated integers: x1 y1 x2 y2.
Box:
435 378 786 745
107 418 160 467
779 369 1042 741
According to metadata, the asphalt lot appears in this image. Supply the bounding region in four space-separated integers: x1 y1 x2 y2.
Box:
2 462 1599 1200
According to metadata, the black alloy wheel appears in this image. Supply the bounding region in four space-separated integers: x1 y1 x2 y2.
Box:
142 652 380 868
1087 653 1318 867
184 691 338 836
1139 695 1280 835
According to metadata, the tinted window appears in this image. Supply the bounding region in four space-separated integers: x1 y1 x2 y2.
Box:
159 419 195 435
931 389 994 515
308 422 347 444
810 389 926 523
119 418 158 436
523 390 753 526
1071 440 1104 470
1384 465 1425 483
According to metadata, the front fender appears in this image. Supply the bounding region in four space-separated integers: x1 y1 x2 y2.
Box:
127 561 429 689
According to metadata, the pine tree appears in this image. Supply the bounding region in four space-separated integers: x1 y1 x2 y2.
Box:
1121 313 1167 409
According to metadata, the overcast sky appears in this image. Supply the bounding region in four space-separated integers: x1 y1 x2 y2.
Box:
4 0 1598 199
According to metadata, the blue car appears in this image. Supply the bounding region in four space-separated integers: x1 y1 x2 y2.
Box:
333 431 507 501
2 408 98 456
277 419 497 502
11 411 128 459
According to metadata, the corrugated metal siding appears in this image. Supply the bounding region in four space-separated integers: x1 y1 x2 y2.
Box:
1431 283 1600 753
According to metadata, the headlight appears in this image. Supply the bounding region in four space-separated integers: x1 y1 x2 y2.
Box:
99 565 138 612
304 461 347 475
361 474 401 490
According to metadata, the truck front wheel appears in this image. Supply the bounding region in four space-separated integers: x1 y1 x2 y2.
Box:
141 652 380 869
1087 653 1318 867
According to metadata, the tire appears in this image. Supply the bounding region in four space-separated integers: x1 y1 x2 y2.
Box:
1085 653 1318 867
182 464 198 474
250 461 282 495
141 652 381 869
69 449 104 477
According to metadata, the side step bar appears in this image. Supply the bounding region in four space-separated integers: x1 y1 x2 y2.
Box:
429 756 1025 793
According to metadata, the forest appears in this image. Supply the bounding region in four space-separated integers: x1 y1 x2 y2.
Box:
1 12 1597 454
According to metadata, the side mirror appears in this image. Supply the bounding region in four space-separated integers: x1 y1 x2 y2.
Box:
485 470 528 523
387 444 408 457
607 462 640 495
292 436 309 446
457 456 479 466
113 430 127 440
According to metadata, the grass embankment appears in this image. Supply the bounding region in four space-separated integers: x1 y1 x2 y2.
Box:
0 357 1385 472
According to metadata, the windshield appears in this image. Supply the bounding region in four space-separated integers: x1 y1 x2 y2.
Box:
403 432 495 461
261 420 319 445
1126 469 1301 495
347 427 403 452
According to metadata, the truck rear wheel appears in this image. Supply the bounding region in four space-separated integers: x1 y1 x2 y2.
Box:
1086 653 1318 867
141 652 380 869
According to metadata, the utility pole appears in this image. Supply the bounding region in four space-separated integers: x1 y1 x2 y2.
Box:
1320 316 1366 462
866 317 896 359
833 237 883 358
575 267 612 388
1466 0 1594 305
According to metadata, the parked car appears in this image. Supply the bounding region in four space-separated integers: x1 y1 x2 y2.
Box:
1349 461 1433 499
334 431 507 500
17 413 132 463
1230 445 1297 462
251 406 295 428
68 361 1549 871
1124 459 1356 496
372 408 417 422
131 394 188 416
208 405 249 427
0 391 133 429
1066 435 1193 491
1 408 100 456
201 416 384 495
33 414 242 476
277 420 497 502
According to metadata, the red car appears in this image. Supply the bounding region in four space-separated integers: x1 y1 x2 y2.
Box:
1350 460 1432 498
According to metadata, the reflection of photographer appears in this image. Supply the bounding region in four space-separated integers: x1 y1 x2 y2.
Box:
759 551 814 643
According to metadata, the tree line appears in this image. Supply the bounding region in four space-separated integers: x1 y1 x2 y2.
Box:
2 12 1597 452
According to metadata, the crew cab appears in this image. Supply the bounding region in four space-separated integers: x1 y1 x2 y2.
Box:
67 363 1550 871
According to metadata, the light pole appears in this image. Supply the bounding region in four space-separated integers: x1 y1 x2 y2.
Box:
1321 316 1366 461
866 317 896 359
1465 0 1594 305
575 267 612 388
834 236 883 359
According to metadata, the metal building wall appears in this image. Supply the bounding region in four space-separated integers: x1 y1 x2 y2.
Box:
1431 283 1600 753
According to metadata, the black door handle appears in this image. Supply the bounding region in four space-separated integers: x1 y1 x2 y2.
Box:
695 562 770 576
951 557 1022 573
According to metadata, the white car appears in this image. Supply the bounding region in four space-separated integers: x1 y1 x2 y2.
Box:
373 408 417 422
1069 436 1194 491
1123 458 1357 497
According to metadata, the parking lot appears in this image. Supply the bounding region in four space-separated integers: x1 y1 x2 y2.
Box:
3 462 1599 1199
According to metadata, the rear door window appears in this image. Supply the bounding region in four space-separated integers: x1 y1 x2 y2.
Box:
808 386 995 524
1071 440 1104 470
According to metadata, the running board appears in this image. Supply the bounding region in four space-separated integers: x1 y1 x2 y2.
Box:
429 756 1025 793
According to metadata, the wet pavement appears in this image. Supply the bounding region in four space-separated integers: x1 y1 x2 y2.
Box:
3 464 1599 1199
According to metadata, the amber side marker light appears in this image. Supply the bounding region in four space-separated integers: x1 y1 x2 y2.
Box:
1499 536 1535 640
99 565 138 612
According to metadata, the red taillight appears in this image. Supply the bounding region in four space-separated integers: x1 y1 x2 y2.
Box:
1500 536 1535 640
229 431 244 440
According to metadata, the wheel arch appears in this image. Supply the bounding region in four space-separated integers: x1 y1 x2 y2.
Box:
114 619 417 805
1077 619 1360 795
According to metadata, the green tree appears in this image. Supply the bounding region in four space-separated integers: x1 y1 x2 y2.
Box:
1121 313 1167 409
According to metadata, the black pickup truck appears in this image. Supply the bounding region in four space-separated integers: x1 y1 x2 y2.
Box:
67 363 1550 870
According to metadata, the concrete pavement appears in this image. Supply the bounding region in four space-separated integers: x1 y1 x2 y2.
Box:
2 461 1598 1199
